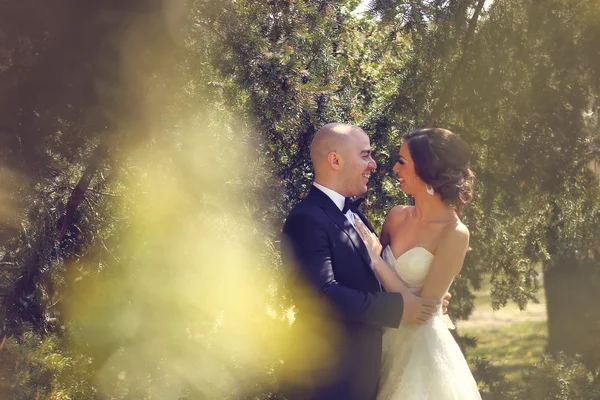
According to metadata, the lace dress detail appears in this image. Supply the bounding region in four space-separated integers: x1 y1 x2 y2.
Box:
377 246 481 400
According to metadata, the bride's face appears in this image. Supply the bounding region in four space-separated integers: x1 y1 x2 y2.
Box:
392 142 425 195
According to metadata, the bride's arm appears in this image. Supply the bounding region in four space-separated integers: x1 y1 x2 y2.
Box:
371 257 411 294
420 223 470 300
362 232 440 324
364 206 411 294
377 205 411 293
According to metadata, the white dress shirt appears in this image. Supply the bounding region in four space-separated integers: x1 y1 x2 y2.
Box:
313 182 358 228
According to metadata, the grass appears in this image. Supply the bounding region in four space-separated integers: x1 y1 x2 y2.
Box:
460 273 548 382
463 320 548 381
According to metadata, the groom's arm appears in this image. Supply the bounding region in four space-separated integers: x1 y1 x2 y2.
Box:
282 213 404 328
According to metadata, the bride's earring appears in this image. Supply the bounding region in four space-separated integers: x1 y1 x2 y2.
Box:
426 184 434 196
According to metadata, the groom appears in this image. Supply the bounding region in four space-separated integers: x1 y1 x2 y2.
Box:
281 123 442 400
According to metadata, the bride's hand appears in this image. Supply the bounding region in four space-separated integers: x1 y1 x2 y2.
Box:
361 228 383 261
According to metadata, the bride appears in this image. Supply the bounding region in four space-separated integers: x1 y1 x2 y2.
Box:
362 128 481 399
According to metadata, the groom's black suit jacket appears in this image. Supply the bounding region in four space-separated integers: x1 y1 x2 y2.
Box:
281 186 404 400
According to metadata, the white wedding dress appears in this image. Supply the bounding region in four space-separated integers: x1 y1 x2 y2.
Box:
377 246 481 400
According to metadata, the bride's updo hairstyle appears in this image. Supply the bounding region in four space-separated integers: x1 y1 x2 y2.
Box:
403 128 475 214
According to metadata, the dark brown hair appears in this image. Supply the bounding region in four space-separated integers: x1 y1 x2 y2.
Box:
403 128 475 213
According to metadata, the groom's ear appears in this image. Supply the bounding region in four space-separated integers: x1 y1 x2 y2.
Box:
327 152 342 171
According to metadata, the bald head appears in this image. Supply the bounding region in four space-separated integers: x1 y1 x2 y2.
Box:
310 123 365 173
310 123 376 197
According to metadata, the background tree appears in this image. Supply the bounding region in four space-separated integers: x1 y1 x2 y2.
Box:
365 0 600 366
448 0 600 366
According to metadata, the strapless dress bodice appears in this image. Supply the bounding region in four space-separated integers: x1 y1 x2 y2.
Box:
381 245 454 328
382 246 434 288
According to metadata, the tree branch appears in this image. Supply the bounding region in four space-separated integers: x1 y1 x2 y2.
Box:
57 141 109 241
86 187 123 197
425 0 486 127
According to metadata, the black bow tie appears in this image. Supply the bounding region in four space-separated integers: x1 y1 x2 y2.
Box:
342 197 365 214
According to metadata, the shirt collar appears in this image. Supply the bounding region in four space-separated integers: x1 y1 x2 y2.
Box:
313 182 346 212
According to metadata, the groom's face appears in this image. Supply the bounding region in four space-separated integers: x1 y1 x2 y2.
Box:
339 129 377 197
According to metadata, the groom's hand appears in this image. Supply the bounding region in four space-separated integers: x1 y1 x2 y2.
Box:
442 292 451 315
402 288 440 325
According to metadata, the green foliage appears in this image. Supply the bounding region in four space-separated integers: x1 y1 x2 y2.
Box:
471 353 600 400
470 357 523 399
519 353 600 400
8 330 96 400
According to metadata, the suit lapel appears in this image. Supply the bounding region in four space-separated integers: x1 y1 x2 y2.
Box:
306 187 374 272
324 206 373 268
353 208 383 291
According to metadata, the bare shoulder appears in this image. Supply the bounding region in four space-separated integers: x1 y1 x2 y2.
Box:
381 205 412 246
433 220 470 275
440 219 470 248
385 205 412 226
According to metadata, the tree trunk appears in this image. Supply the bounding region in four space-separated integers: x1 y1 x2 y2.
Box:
544 256 600 368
